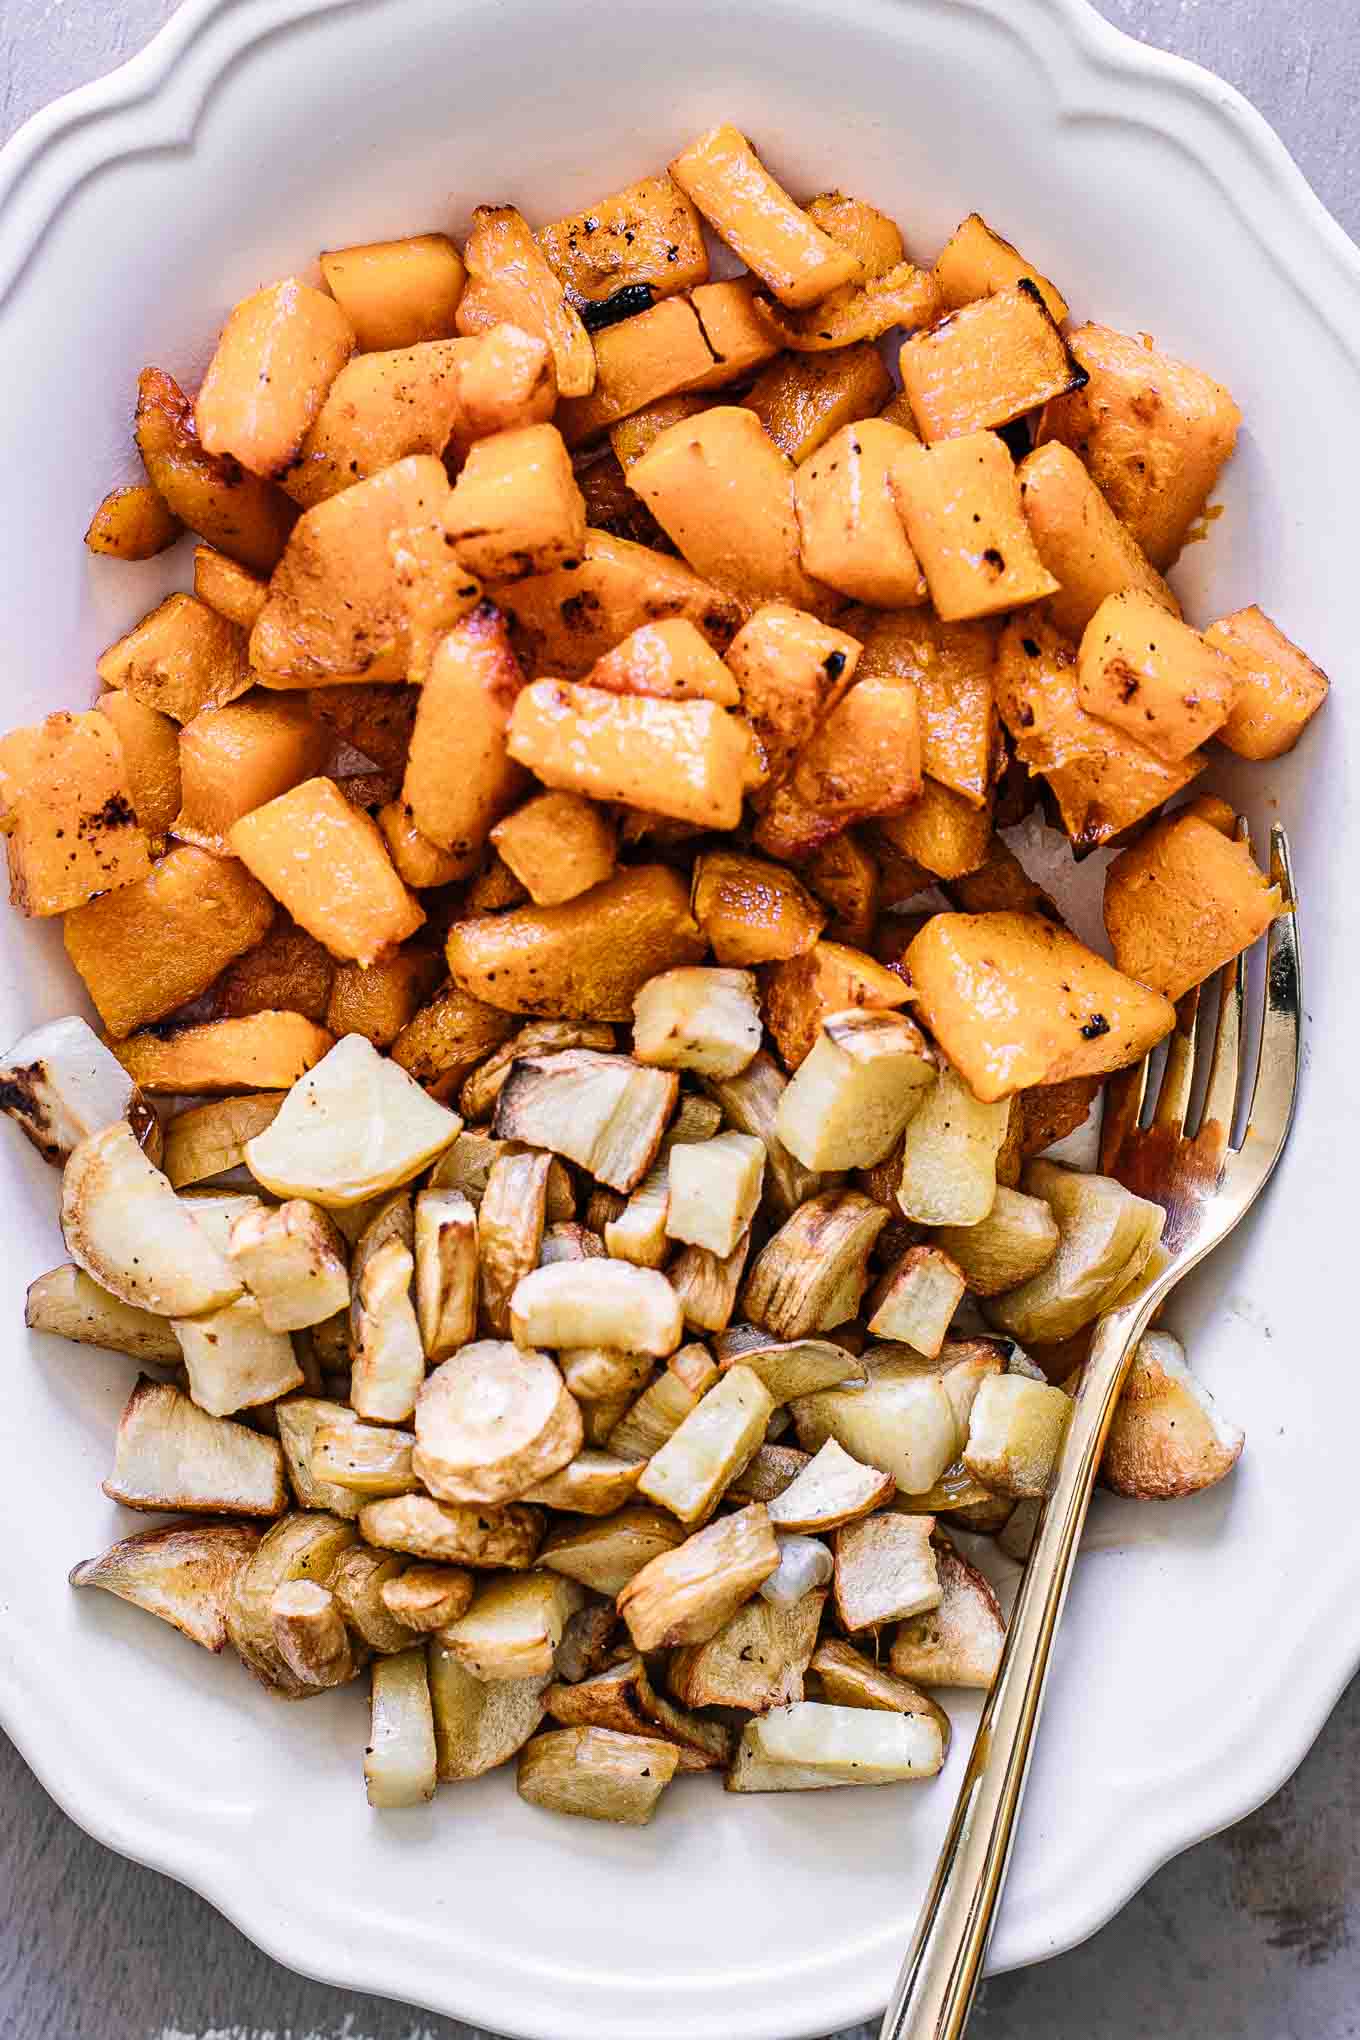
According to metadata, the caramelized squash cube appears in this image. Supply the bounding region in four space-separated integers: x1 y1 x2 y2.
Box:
802 830 880 948
763 939 913 1071
95 691 182 842
506 680 751 830
1103 811 1282 1001
497 529 741 678
400 603 527 862
1017 443 1178 639
557 297 717 447
320 234 466 351
891 431 1058 621
134 367 297 575
876 779 993 881
794 420 928 608
97 594 252 723
376 803 465 889
195 277 355 476
900 282 1081 443
669 126 861 309
856 610 995 807
1077 591 1236 761
611 395 713 470
752 675 922 860
110 1011 335 1093
724 603 862 788
326 944 444 1048
586 617 739 704
1203 605 1330 761
744 343 892 464
193 546 269 631
933 213 1067 324
228 777 423 966
174 693 331 852
391 981 514 1095
0 710 150 916
446 323 558 463
444 423 585 580
687 278 782 387
282 339 470 509
85 483 180 559
691 852 825 966
456 205 594 399
212 918 335 1024
537 175 708 304
490 790 616 906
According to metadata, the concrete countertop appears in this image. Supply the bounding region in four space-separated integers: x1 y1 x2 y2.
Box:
1 3 1356 2034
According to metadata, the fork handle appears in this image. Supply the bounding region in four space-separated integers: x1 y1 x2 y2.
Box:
878 1291 1160 2040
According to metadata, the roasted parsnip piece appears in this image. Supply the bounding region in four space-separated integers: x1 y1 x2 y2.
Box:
104 1376 285 1517
985 1160 1165 1345
742 1191 886 1338
69 1519 261 1652
270 1579 358 1691
377 1566 475 1636
637 1365 773 1525
668 1227 752 1336
358 1494 544 1570
62 1121 242 1317
559 1346 653 1405
665 1132 765 1259
312 1416 419 1498
617 1502 779 1651
350 1235 423 1424
522 1449 645 1515
791 1362 957 1498
896 1065 1010 1227
429 1643 550 1779
933 1187 1060 1297
365 1647 438 1807
26 1263 181 1366
412 1186 478 1360
767 1438 896 1533
867 1244 967 1357
833 1512 941 1632
226 1511 357 1697
173 1294 303 1418
962 1372 1071 1497
246 1035 461 1207
328 1545 414 1653
701 1050 825 1220
509 1261 682 1357
776 1009 936 1171
552 1601 621 1685
631 967 763 1078
670 1586 824 1710
608 1343 719 1461
274 1397 362 1518
461 1020 617 1126
715 1325 867 1404
477 1150 552 1335
546 1655 730 1770
604 1163 671 1268
889 1538 1005 1689
414 1340 581 1504
517 1725 679 1825
440 1571 585 1681
540 1505 688 1595
810 1637 952 1746
727 1701 944 1791
491 1050 676 1195
0 1015 157 1167
1102 1330 1244 1498
227 1199 349 1331
726 1443 812 1504
164 1094 284 1189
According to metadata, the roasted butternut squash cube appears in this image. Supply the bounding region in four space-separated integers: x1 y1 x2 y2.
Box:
111 1011 335 1093
446 323 558 463
320 233 466 351
1077 591 1236 761
628 407 834 610
876 778 994 881
0 710 150 916
400 603 526 864
490 790 616 906
794 420 927 609
755 263 943 356
63 845 274 1037
376 803 464 889
496 530 741 678
900 283 1082 444
611 395 713 470
933 213 1067 324
743 343 892 464
856 610 995 807
1017 443 1178 639
213 917 335 1024
325 944 444 1048
195 277 355 476
134 367 297 575
1203 605 1330 761
723 603 862 788
669 126 862 309
94 692 182 843
1038 323 1241 568
1103 812 1282 1001
456 205 595 399
763 939 913 1071
229 777 423 966
906 911 1174 1101
892 431 1058 622
537 175 708 304
802 830 879 948
691 851 825 966
85 482 180 559
282 339 470 509
753 675 922 860
391 979 515 1094
994 613 1201 850
586 617 739 705
444 423 585 581
446 864 705 1019
97 594 252 723
193 546 269 631
687 278 782 387
506 680 751 831
174 694 331 852
557 298 717 447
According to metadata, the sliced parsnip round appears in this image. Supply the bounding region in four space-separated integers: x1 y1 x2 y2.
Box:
245 1034 461 1207
61 1120 243 1317
413 1341 582 1504
984 1161 1165 1344
1102 1330 1244 1499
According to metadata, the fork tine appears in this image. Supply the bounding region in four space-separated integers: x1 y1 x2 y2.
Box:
1152 987 1201 1133
1242 823 1302 1150
1099 1054 1147 1174
1199 948 1246 1140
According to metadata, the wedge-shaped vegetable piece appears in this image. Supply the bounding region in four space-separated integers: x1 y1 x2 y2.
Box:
608 1344 719 1462
172 1294 301 1418
986 1160 1165 1345
1077 591 1236 761
587 618 739 705
1103 1330 1243 1499
1038 322 1240 568
509 1260 682 1359
875 781 993 884
637 1365 773 1525
665 1133 765 1259
744 342 892 463
312 1416 418 1499
856 607 995 809
691 851 826 969
413 1341 581 1504
668 1228 751 1337
1017 442 1178 640
444 422 585 581
25 1264 180 1366
163 1095 282 1190
618 1502 779 1651
794 419 926 608
135 364 296 571
753 671 923 862
269 1579 358 1691
1205 604 1329 761
229 777 422 968
767 1438 895 1532
492 1049 676 1192
95 688 183 845
497 528 741 679
441 1571 585 1681
412 1187 477 1361
449 865 705 1023
213 916 336 1027
669 126 861 308
632 966 761 1079
376 804 464 890
273 1396 360 1517
192 546 269 631
890 1538 1005 1688
96 595 252 724
791 1362 958 1497
393 983 515 1099
518 1725 677 1825
546 1654 729 1770
477 1151 551 1335
670 1587 824 1710
723 602 861 788
456 204 594 399
325 944 443 1052
329 1545 409 1650
892 429 1058 622
350 1236 423 1423
776 1008 936 1172
429 1644 549 1779
900 281 1082 443
934 1186 1059 1297
62 1121 241 1316
105 1375 285 1517
380 1565 474 1634
867 1244 966 1355
934 211 1067 322
742 1191 886 1338
603 1164 670 1270
763 941 912 1074
522 1449 644 1516
715 1327 866 1405
112 1013 334 1096
1103 810 1281 1002
489 790 615 908
538 174 707 304
726 1442 811 1503
810 1637 952 1746
508 680 752 832
360 1492 544 1569
906 912 1175 1103
540 1505 686 1595
396 603 525 865
321 233 465 350
728 1700 944 1791
195 277 354 475
0 1015 157 1168
962 1373 1070 1498
246 1034 460 1206
364 1647 437 1808
460 1018 617 1125
0 710 150 917
833 1513 940 1632
224 1511 356 1695
86 481 181 559
629 407 833 609
70 1519 260 1651
174 693 330 853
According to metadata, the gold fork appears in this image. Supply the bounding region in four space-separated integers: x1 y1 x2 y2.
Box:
880 819 1301 2040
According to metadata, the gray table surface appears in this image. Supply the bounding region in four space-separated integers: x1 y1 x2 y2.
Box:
2 3 1358 2036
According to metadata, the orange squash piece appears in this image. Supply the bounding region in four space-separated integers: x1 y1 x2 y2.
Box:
876 779 993 881
212 918 335 1024
557 298 718 447
195 277 355 477
1203 605 1330 761
444 423 586 581
282 338 470 508
490 790 617 906
1077 592 1236 762
743 343 892 464
495 529 742 677
586 618 740 704
134 367 297 574
0 710 150 917
763 939 913 1070
401 603 527 864
63 845 274 1037
307 683 417 778
611 395 714 471
320 234 466 351
1017 443 1178 639
687 278 782 387
1103 812 1283 1002
856 610 995 807
669 126 862 309
376 802 465 889
446 323 558 463
723 602 862 788
85 483 180 559
325 944 444 1049
752 675 922 860
193 546 269 631
899 282 1082 444
802 830 880 947
506 680 752 830
933 213 1068 324
794 420 928 609
537 176 708 304
391 980 516 1096
110 1012 335 1094
892 431 1058 622
691 852 826 966
456 205 595 399
97 594 253 723
94 691 182 845
229 776 424 966
905 911 1175 1101
174 694 331 852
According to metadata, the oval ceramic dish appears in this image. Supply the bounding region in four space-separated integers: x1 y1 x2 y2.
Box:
0 2 1356 2035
